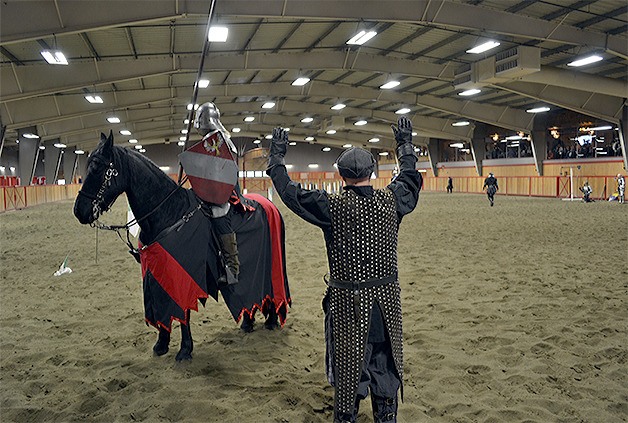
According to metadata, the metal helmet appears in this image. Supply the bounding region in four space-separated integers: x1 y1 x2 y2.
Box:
489 172 494 177
194 102 228 137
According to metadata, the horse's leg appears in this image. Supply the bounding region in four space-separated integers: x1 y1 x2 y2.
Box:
153 328 171 356
240 311 255 333
175 310 193 362
264 304 279 330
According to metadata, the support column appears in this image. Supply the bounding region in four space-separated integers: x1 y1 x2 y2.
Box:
0 124 6 159
427 138 440 177
44 139 62 184
17 127 39 186
530 114 549 176
619 105 628 171
470 123 487 176
63 150 78 184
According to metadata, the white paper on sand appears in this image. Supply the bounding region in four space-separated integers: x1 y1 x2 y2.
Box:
53 255 72 276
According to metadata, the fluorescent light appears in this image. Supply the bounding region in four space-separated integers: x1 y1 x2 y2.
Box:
343 144 353 148
244 116 255 122
326 129 337 135
412 132 417 136
120 130 131 136
459 88 481 96
301 117 314 123
322 147 331 152
253 139 261 144
207 26 229 42
292 77 310 86
589 126 613 131
466 41 500 54
395 108 411 115
0 167 4 172
506 135 523 140
107 117 120 124
380 81 400 90
187 103 199 111
285 164 294 169
23 133 39 139
232 127 241 133
159 166 170 172
129 139 138 144
568 55 603 67
305 136 315 141
354 120 367 126
139 148 146 153
198 79 210 88
9 167 15 172
450 143 464 148
308 164 319 169
134 145 142 149
85 95 103 104
184 119 190 124
181 129 188 134
452 121 470 127
74 149 85 155
347 30 377 45
368 137 380 143
265 134 272 140
262 102 275 109
331 103 346 110
526 106 550 113
289 142 297 146
41 50 68 65
178 141 185 146
284 128 290 132
39 145 45 150
179 136 186 141
54 143 67 148
379 152 389 156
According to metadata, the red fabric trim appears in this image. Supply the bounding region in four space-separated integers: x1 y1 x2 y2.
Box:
235 296 292 327
244 193 288 317
140 242 208 312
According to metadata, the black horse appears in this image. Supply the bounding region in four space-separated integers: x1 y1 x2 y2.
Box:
74 132 290 361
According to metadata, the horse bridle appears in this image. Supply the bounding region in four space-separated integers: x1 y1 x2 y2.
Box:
77 154 119 222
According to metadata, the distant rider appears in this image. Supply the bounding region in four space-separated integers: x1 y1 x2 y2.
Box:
483 172 499 206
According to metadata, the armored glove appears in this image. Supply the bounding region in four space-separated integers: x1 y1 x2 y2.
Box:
268 127 288 169
391 116 415 157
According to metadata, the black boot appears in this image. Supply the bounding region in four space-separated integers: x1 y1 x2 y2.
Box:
217 232 239 286
371 395 397 423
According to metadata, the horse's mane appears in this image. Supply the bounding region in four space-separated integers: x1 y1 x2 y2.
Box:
112 144 179 192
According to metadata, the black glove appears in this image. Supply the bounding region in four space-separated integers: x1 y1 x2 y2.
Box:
268 127 288 169
391 116 412 146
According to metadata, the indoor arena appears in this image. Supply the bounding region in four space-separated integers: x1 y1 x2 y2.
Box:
1 1 627 422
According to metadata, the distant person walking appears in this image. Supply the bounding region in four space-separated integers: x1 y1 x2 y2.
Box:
446 177 453 194
617 173 625 204
483 172 499 206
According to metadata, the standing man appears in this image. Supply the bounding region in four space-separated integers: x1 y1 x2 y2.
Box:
446 177 453 194
617 173 625 204
483 172 499 206
580 181 594 202
266 117 421 423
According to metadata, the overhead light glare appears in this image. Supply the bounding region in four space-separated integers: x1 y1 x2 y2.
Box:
526 106 550 113
184 119 190 124
466 41 501 54
178 141 186 146
74 149 85 155
244 116 255 122
120 130 132 136
354 120 367 126
39 145 46 150
85 95 103 104
347 30 377 45
379 152 389 156
107 117 120 124
292 77 310 86
343 144 353 148
331 103 346 110
395 108 411 115
587 125 613 131
139 148 146 153
253 139 261 144
449 143 465 148
305 136 315 141
207 26 229 42
288 142 297 146
265 134 273 140
181 129 188 134
232 127 241 133
301 117 314 123
129 139 138 144
53 143 67 148
380 81 400 90
567 55 603 67
262 102 275 109
308 163 319 169
179 136 187 141
187 103 199 111
134 145 142 150
41 50 68 65
198 79 210 88
459 88 481 96
326 129 337 135
452 121 470 127
368 138 380 143
322 147 331 152
285 164 294 169
23 133 39 139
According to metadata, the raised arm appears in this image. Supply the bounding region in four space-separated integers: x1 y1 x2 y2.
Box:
266 127 331 229
388 117 422 219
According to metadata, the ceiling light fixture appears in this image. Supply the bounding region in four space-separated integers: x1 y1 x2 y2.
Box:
450 143 465 148
179 136 186 141
459 88 481 96
129 139 138 144
326 129 337 135
23 133 39 139
322 147 331 152
466 41 500 54
253 139 261 144
262 102 275 109
305 136 315 141
347 30 377 45
139 148 146 153
134 145 143 149
41 50 68 65
181 129 188 134
265 134 272 140
526 106 550 113
178 141 186 146
567 55 603 67
39 145 45 150
187 103 199 111
368 137 380 143
331 103 346 110
198 79 210 88
379 152 389 156
308 163 319 168
85 95 103 104
380 81 400 90
354 120 367 126
395 108 411 114
452 121 470 127
54 142 67 148
120 130 131 136
343 144 352 148
292 77 310 86
74 149 85 155
244 116 255 122
107 117 120 124
289 142 297 146
301 117 314 123
207 26 229 42
232 127 241 133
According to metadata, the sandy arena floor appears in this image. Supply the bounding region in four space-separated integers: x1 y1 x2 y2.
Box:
1 191 626 422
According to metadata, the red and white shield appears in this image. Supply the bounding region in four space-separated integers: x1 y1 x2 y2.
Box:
178 130 238 204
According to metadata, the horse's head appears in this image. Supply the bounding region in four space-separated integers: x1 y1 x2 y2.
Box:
74 131 126 224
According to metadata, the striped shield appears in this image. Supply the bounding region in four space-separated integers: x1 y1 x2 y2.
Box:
179 130 238 204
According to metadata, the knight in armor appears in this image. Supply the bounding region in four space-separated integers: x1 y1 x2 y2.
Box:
447 176 453 194
617 173 625 204
267 117 422 423
483 172 499 206
580 181 594 202
193 102 240 285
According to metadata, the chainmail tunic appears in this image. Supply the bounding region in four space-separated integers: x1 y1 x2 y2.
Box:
326 188 403 416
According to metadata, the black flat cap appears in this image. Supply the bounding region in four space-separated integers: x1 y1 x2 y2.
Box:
336 147 375 179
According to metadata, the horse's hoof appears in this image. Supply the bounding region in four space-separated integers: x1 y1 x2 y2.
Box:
240 314 255 333
153 345 169 356
264 318 279 330
175 351 193 362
